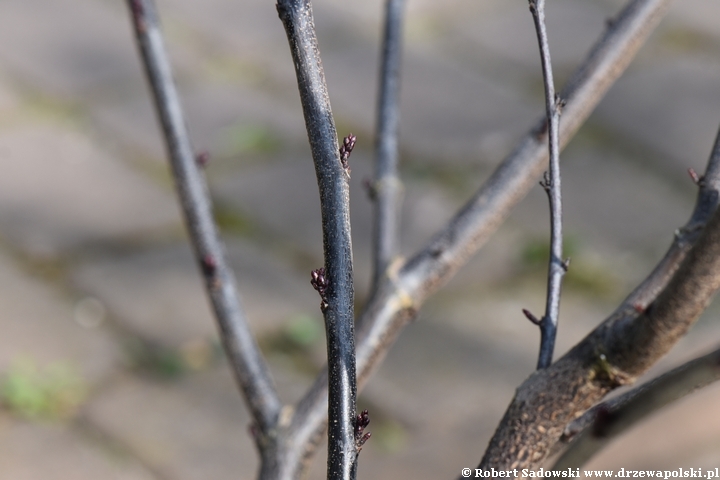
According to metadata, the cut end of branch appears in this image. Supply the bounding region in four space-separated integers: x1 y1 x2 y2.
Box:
523 308 542 326
688 167 703 186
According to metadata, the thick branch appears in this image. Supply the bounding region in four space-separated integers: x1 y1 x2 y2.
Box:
371 0 406 292
286 0 672 474
553 345 720 469
528 0 565 369
276 1 358 479
126 0 281 438
478 122 720 469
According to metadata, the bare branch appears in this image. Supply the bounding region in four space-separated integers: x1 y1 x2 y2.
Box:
286 0 672 474
553 345 720 469
528 0 565 369
126 0 281 439
276 1 358 479
478 122 720 469
371 0 406 292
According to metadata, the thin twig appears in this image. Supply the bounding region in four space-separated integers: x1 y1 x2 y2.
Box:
553 345 720 469
478 122 720 469
126 0 281 439
528 0 565 369
285 1 671 475
371 0 406 292
276 1 358 479
548 124 720 465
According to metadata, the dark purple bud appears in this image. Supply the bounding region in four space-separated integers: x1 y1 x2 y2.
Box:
357 409 370 429
339 134 356 174
310 267 328 295
358 432 371 449
201 255 217 275
196 151 210 167
354 409 371 451
311 267 329 312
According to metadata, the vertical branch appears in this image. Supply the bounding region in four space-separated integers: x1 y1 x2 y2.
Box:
371 0 406 291
276 1 358 479
528 0 565 369
286 1 672 474
126 0 282 437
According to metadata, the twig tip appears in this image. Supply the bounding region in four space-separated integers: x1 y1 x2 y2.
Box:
523 308 542 326
688 167 703 186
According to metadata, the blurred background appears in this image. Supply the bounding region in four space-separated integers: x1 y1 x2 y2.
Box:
0 0 719 478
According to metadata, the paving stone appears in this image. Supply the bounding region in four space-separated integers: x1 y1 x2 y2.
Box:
0 123 180 256
84 369 258 480
436 0 617 73
210 151 468 291
0 414 157 480
587 381 720 469
0 0 140 101
70 240 320 348
0 73 21 117
83 363 317 480
667 0 720 41
0 251 121 385
510 144 695 267
595 56 720 175
89 64 310 165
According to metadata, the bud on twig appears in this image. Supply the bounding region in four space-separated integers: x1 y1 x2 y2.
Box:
354 409 371 452
311 267 329 312
339 134 356 175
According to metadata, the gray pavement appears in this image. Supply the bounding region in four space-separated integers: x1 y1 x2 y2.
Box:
1 0 720 479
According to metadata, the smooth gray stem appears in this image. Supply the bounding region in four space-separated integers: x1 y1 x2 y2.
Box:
276 1 358 479
126 0 281 438
528 0 565 369
372 0 406 292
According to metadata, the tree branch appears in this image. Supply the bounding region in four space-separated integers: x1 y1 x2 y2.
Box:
371 0 406 292
126 0 281 440
276 1 358 479
478 122 720 470
552 345 720 469
285 0 672 475
528 0 566 369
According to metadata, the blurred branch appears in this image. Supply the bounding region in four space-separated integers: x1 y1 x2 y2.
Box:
528 0 566 369
371 0 406 292
478 121 720 469
287 0 672 474
276 1 358 479
126 0 281 439
553 345 720 469
550 124 720 466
